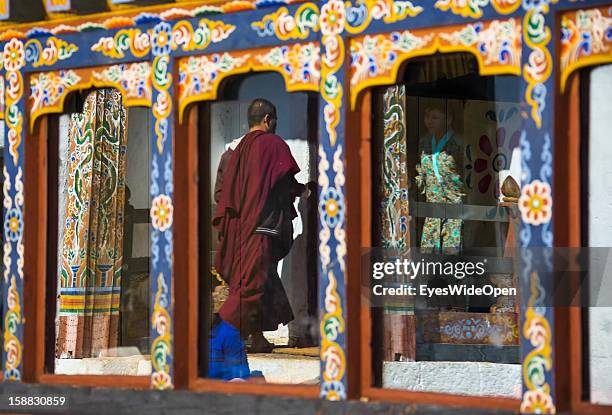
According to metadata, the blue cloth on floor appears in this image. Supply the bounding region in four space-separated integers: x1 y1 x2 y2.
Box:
208 317 251 381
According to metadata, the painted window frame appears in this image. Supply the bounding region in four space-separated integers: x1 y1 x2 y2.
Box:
0 1 610 414
555 4 612 412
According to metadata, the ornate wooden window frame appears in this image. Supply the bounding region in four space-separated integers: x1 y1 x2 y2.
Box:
0 1 610 413
555 4 612 414
174 41 321 397
342 1 612 413
0 1 328 395
24 61 153 390
346 14 524 415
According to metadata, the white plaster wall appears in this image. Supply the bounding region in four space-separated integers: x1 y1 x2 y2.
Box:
55 355 151 376
588 64 612 405
237 74 309 143
247 354 319 384
383 361 521 398
210 100 243 206
125 107 150 258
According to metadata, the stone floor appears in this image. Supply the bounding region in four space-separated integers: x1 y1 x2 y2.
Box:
54 349 320 384
248 352 319 384
55 356 152 376
383 361 522 398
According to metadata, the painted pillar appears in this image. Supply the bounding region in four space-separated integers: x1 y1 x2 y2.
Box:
518 3 557 414
318 0 348 401
149 22 174 390
2 38 25 381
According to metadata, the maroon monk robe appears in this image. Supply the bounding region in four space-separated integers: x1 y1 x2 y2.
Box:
213 130 301 334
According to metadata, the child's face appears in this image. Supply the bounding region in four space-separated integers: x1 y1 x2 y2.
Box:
424 108 447 136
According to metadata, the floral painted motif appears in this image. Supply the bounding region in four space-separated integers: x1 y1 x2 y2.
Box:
151 195 174 232
251 4 319 39
92 62 152 104
350 30 434 107
320 0 345 36
332 146 347 272
318 146 332 271
422 311 519 345
519 1 556 411
29 70 81 121
29 64 152 131
255 42 321 87
2 3 258 39
152 22 172 56
320 271 346 400
4 209 23 242
178 52 250 120
3 38 26 381
344 0 423 33
171 19 236 52
520 272 556 414
91 28 151 59
320 1 345 147
178 43 320 121
150 21 174 390
523 8 553 129
24 37 78 68
519 180 551 226
318 0 348 399
560 6 612 92
5 55 24 166
438 18 521 68
3 39 25 72
349 19 521 109
91 19 235 59
319 187 344 228
151 273 172 389
466 120 520 196
4 275 23 380
521 390 556 414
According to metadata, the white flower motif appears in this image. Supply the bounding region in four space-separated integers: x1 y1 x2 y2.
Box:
320 0 346 36
3 39 25 72
518 179 552 226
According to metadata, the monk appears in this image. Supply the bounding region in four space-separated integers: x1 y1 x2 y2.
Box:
213 98 305 352
214 135 243 205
